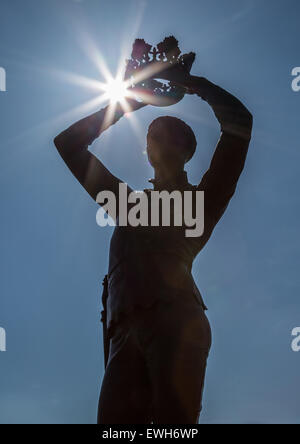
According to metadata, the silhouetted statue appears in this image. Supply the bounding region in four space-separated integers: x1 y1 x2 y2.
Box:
54 37 253 424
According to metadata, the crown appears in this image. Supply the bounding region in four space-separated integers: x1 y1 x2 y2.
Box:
124 36 196 107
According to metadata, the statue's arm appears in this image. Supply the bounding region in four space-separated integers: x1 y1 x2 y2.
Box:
53 99 147 208
187 76 253 224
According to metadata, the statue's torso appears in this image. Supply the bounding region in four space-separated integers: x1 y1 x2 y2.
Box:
105 182 216 337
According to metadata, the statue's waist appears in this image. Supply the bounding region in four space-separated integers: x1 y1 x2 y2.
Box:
108 252 195 294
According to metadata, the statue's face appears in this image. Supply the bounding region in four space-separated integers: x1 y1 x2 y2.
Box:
146 132 187 170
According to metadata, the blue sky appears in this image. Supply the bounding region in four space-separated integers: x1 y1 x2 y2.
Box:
0 0 299 424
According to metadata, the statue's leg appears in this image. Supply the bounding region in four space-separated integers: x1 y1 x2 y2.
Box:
134 294 212 424
97 317 153 424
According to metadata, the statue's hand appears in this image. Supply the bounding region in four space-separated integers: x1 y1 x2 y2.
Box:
122 93 148 112
154 63 191 88
128 66 190 107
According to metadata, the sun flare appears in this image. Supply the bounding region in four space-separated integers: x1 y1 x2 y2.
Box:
102 76 131 104
52 30 149 144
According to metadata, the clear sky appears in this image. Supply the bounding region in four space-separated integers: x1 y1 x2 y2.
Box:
0 0 299 424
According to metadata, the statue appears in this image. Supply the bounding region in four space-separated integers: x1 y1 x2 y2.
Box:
53 36 253 424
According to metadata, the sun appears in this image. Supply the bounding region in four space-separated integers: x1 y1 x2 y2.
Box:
102 76 131 104
51 33 148 142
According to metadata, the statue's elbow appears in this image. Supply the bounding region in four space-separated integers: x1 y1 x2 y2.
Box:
242 107 253 141
246 109 253 130
53 132 65 153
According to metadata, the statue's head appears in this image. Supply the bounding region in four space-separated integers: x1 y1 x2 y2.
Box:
146 116 197 171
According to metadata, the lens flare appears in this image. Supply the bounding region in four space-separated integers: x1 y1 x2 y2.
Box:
103 77 131 104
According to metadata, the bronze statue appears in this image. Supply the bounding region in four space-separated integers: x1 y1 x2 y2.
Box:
54 36 253 424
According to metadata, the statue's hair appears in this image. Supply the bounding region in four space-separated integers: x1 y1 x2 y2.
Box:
147 116 197 162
